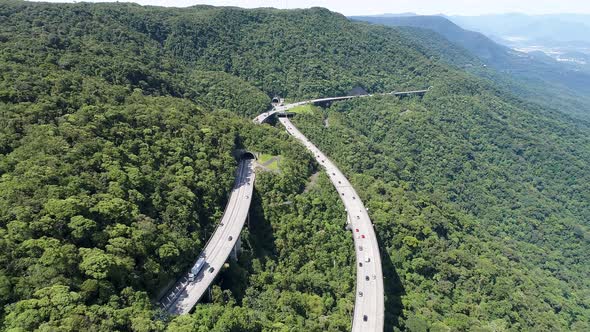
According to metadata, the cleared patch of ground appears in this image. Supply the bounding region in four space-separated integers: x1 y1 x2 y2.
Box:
257 153 281 172
289 104 315 114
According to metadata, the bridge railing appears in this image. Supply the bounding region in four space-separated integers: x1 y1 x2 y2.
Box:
159 160 250 311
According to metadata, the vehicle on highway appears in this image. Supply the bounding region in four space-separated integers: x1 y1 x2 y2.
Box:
228 236 233 241
188 257 206 282
359 246 363 251
363 315 368 322
365 275 370 281
358 291 363 297
355 228 359 232
208 267 215 273
365 257 371 262
361 234 366 239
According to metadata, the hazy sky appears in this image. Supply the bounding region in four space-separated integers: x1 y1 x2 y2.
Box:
32 0 590 16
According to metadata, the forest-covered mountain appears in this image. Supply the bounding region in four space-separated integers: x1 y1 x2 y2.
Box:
449 13 590 44
0 1 589 331
449 13 590 75
293 94 590 331
351 15 512 64
352 15 590 121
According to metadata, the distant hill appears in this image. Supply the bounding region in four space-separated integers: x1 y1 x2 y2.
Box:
1 2 590 331
351 15 590 120
449 13 590 72
450 13 590 43
351 15 512 64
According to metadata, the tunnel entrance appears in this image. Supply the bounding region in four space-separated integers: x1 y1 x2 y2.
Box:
241 152 256 160
348 86 367 96
271 96 282 105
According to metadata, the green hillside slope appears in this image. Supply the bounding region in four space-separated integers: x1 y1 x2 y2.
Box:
0 1 589 331
293 92 590 331
352 15 590 121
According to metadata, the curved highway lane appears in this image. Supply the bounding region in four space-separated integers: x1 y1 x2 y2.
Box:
254 89 428 124
277 115 385 332
161 89 425 321
161 159 255 314
254 96 365 124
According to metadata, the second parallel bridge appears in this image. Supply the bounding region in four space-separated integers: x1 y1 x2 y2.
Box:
276 114 385 332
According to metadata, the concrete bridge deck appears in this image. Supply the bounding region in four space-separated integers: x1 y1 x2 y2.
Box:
276 115 385 332
254 89 429 124
161 159 255 314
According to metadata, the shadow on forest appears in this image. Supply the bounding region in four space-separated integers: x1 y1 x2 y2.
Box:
218 187 279 304
245 188 278 261
375 230 406 330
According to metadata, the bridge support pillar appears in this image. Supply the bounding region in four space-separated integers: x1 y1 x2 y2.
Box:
230 235 241 261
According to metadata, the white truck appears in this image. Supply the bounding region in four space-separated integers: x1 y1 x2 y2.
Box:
188 257 206 282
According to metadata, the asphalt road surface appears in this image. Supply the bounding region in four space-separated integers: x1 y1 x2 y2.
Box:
254 96 365 124
160 89 426 322
162 159 255 314
278 116 385 332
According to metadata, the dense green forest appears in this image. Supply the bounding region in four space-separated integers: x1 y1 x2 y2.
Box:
0 1 448 102
0 1 382 330
1 1 589 331
386 26 590 123
292 94 590 331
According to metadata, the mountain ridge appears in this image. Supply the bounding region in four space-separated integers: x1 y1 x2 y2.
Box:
351 14 590 120
0 2 589 331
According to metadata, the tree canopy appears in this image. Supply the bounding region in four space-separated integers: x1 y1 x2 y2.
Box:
1 1 589 331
